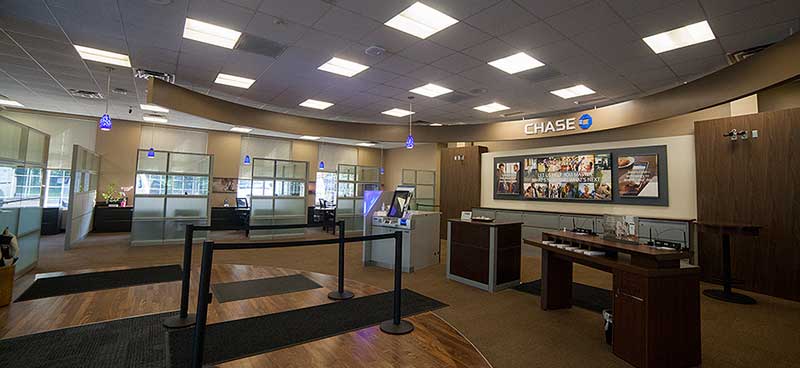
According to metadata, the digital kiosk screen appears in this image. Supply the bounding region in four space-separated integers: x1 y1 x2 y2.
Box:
387 190 411 218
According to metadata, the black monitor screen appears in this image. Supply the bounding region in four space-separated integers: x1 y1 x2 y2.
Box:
387 190 411 218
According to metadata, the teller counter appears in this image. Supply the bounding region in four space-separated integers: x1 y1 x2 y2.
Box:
446 219 521 292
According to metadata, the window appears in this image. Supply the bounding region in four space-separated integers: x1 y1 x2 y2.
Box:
14 168 42 199
275 180 304 197
136 173 166 195
237 179 252 199
167 175 208 195
315 171 337 205
45 169 71 207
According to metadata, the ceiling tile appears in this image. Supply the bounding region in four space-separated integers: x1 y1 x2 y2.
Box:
430 52 483 74
358 26 420 54
366 84 407 98
462 38 516 62
669 54 728 77
607 0 685 19
515 0 592 19
424 0 504 20
499 21 564 51
545 0 621 37
408 65 453 82
313 6 382 42
375 54 425 74
355 68 400 84
626 0 706 37
658 41 724 65
334 0 416 23
383 75 424 90
718 19 800 53
700 0 772 18
428 22 493 51
258 0 331 26
708 0 800 37
221 50 275 77
398 40 454 64
244 12 308 45
187 0 256 32
464 0 539 37
529 40 588 64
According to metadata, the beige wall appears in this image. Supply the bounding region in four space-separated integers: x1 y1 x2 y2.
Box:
758 80 800 112
383 143 441 206
95 121 142 203
207 131 241 207
291 140 319 206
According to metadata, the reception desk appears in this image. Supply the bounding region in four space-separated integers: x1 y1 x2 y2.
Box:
526 231 701 368
446 219 521 292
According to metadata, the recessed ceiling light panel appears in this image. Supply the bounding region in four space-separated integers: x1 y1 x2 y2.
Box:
74 45 131 67
299 135 321 140
429 123 443 127
642 20 715 54
473 102 509 113
317 57 369 77
299 99 334 110
488 52 544 74
410 83 453 98
230 127 253 133
140 104 169 113
382 108 415 117
385 2 458 39
214 73 255 89
550 84 596 99
183 18 242 49
0 98 24 107
143 115 168 123
357 142 376 147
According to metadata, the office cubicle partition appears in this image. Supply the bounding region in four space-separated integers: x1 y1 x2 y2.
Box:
248 158 308 238
63 145 99 249
336 164 379 232
401 169 436 210
131 149 212 245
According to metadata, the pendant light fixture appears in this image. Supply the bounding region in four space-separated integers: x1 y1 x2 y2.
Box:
243 133 251 165
147 118 156 158
98 67 113 131
379 148 384 175
405 96 415 149
318 141 325 169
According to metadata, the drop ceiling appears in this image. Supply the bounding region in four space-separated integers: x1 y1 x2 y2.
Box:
0 0 798 131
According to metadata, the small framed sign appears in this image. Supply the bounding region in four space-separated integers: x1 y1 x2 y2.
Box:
460 211 473 221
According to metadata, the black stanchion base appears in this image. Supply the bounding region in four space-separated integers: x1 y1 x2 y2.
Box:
380 319 414 335
163 314 197 328
703 289 757 305
327 290 354 300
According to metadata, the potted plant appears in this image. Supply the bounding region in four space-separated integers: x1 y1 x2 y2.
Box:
102 184 132 207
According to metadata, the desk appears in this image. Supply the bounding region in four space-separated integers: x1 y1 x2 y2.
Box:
526 231 701 368
313 207 337 234
446 219 521 292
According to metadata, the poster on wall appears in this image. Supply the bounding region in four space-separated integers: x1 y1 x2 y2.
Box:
522 153 612 200
617 155 659 197
212 177 238 193
495 161 520 195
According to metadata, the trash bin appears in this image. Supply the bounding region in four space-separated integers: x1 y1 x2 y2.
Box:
0 264 14 307
602 309 613 345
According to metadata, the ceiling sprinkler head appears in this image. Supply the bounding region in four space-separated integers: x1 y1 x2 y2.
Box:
365 45 386 57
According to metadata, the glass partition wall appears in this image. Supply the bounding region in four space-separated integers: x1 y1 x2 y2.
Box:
0 116 49 276
131 150 211 245
337 164 380 232
63 145 100 249
401 169 436 210
247 158 308 238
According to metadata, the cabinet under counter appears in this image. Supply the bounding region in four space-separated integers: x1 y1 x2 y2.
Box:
446 219 521 292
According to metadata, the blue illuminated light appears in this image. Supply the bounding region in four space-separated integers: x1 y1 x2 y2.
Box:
405 134 414 149
243 155 251 165
98 114 112 131
379 167 384 175
319 161 325 169
147 148 155 158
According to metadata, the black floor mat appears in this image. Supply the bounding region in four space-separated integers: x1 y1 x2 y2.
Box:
0 311 176 368
212 274 322 303
15 265 183 302
167 289 447 368
514 279 612 313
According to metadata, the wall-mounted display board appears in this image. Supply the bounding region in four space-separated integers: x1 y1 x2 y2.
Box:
493 145 669 206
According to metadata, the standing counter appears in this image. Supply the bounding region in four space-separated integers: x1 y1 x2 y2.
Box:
446 219 521 292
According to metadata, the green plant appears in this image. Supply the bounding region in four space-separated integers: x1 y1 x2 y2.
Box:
101 184 122 203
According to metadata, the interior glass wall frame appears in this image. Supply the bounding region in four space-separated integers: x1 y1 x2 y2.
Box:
336 164 379 232
131 149 212 245
247 158 308 239
401 168 436 210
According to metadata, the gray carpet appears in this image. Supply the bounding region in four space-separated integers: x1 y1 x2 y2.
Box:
0 312 176 368
514 279 612 313
212 274 322 303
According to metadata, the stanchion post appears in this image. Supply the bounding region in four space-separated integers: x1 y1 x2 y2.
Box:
328 221 353 300
190 240 214 368
164 224 196 328
380 230 414 335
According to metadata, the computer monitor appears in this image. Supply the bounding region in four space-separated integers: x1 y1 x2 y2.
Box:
387 190 412 218
236 197 249 208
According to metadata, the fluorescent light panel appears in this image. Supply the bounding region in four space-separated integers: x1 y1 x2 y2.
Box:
74 45 131 67
299 99 334 110
299 135 320 140
357 142 376 147
317 57 369 77
550 84 596 99
642 20 715 54
473 102 509 113
143 115 168 123
140 104 169 113
384 2 458 39
230 127 253 133
488 52 544 74
214 73 255 89
183 18 242 49
410 83 452 98
0 99 24 107
382 108 414 117
429 123 443 127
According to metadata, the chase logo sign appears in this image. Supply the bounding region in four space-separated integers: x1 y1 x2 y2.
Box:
523 113 594 135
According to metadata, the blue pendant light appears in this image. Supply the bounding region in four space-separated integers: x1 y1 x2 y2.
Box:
405 96 414 149
319 161 325 169
99 68 113 131
147 147 155 158
243 155 251 165
405 134 414 149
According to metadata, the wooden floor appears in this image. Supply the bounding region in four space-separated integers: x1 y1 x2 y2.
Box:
0 263 491 368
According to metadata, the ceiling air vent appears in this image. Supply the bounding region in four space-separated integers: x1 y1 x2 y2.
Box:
236 33 287 58
438 91 474 103
68 89 103 99
135 68 175 84
727 43 773 65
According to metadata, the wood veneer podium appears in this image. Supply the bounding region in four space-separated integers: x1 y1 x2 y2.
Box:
526 231 701 368
697 222 761 304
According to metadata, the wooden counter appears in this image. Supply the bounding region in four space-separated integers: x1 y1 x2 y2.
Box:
446 219 522 292
525 232 701 368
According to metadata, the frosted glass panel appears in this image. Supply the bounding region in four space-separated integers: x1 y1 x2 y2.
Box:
275 180 304 197
131 221 164 243
133 197 164 218
137 151 168 172
165 197 207 218
355 199 364 215
416 185 434 199
357 167 379 183
140 126 208 154
356 183 379 197
0 208 20 233
402 169 416 184
18 207 42 234
0 121 23 160
337 199 354 215
167 176 208 195
251 198 274 217
274 198 305 216
338 183 354 197
276 161 305 179
338 165 356 181
252 159 275 178
136 174 166 195
417 171 435 185
251 180 274 197
164 220 207 241
26 130 47 164
15 234 39 275
169 153 210 174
